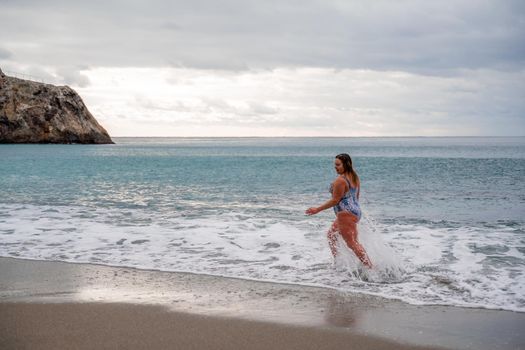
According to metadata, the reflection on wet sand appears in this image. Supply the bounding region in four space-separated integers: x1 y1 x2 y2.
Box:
324 293 360 328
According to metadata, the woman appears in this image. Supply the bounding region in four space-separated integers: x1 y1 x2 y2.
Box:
306 153 373 268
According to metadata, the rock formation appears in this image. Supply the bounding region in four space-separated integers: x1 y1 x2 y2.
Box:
0 67 113 144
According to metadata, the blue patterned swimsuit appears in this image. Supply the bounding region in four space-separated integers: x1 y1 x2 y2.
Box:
330 176 362 220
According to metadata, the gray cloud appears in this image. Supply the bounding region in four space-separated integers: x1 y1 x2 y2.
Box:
247 101 278 115
2 1 522 136
83 66 521 136
56 66 91 87
0 47 12 59
0 0 523 73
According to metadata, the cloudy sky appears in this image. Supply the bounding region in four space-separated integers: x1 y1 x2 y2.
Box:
1 0 524 136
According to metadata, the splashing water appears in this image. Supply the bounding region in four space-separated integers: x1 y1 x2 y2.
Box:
333 213 406 283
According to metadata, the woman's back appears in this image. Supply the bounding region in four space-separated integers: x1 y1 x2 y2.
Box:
332 175 361 218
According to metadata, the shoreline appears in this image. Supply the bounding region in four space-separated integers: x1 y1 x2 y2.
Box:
1 257 524 349
3 255 520 313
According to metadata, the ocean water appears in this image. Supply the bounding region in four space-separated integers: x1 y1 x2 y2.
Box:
1 137 524 311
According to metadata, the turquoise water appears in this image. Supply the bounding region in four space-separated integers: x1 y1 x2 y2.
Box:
1 137 524 311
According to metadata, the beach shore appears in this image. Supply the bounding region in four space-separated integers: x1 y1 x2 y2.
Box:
1 257 523 350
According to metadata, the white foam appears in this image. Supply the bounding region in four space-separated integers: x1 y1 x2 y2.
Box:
1 203 524 312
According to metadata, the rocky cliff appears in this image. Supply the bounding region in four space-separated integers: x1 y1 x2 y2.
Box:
0 68 113 144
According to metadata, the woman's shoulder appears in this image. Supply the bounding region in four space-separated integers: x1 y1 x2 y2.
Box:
333 176 346 184
332 176 348 188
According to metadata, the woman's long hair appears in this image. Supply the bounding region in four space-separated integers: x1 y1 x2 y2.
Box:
336 153 360 186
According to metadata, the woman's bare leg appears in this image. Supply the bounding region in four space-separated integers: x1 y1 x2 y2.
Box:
337 212 373 268
327 219 339 257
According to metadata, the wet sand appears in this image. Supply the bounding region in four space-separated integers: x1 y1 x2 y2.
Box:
1 257 524 349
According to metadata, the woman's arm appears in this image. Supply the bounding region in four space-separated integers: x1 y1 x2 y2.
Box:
305 178 345 215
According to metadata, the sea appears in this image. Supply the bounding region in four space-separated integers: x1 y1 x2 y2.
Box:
1 137 524 312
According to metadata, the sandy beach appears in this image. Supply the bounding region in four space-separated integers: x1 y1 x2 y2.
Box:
1 257 524 350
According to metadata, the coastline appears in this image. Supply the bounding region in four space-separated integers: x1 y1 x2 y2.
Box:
1 257 524 349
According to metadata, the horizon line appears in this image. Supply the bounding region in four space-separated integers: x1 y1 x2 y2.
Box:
110 135 525 138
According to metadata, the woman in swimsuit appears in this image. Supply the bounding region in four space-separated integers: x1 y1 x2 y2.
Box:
306 153 373 268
